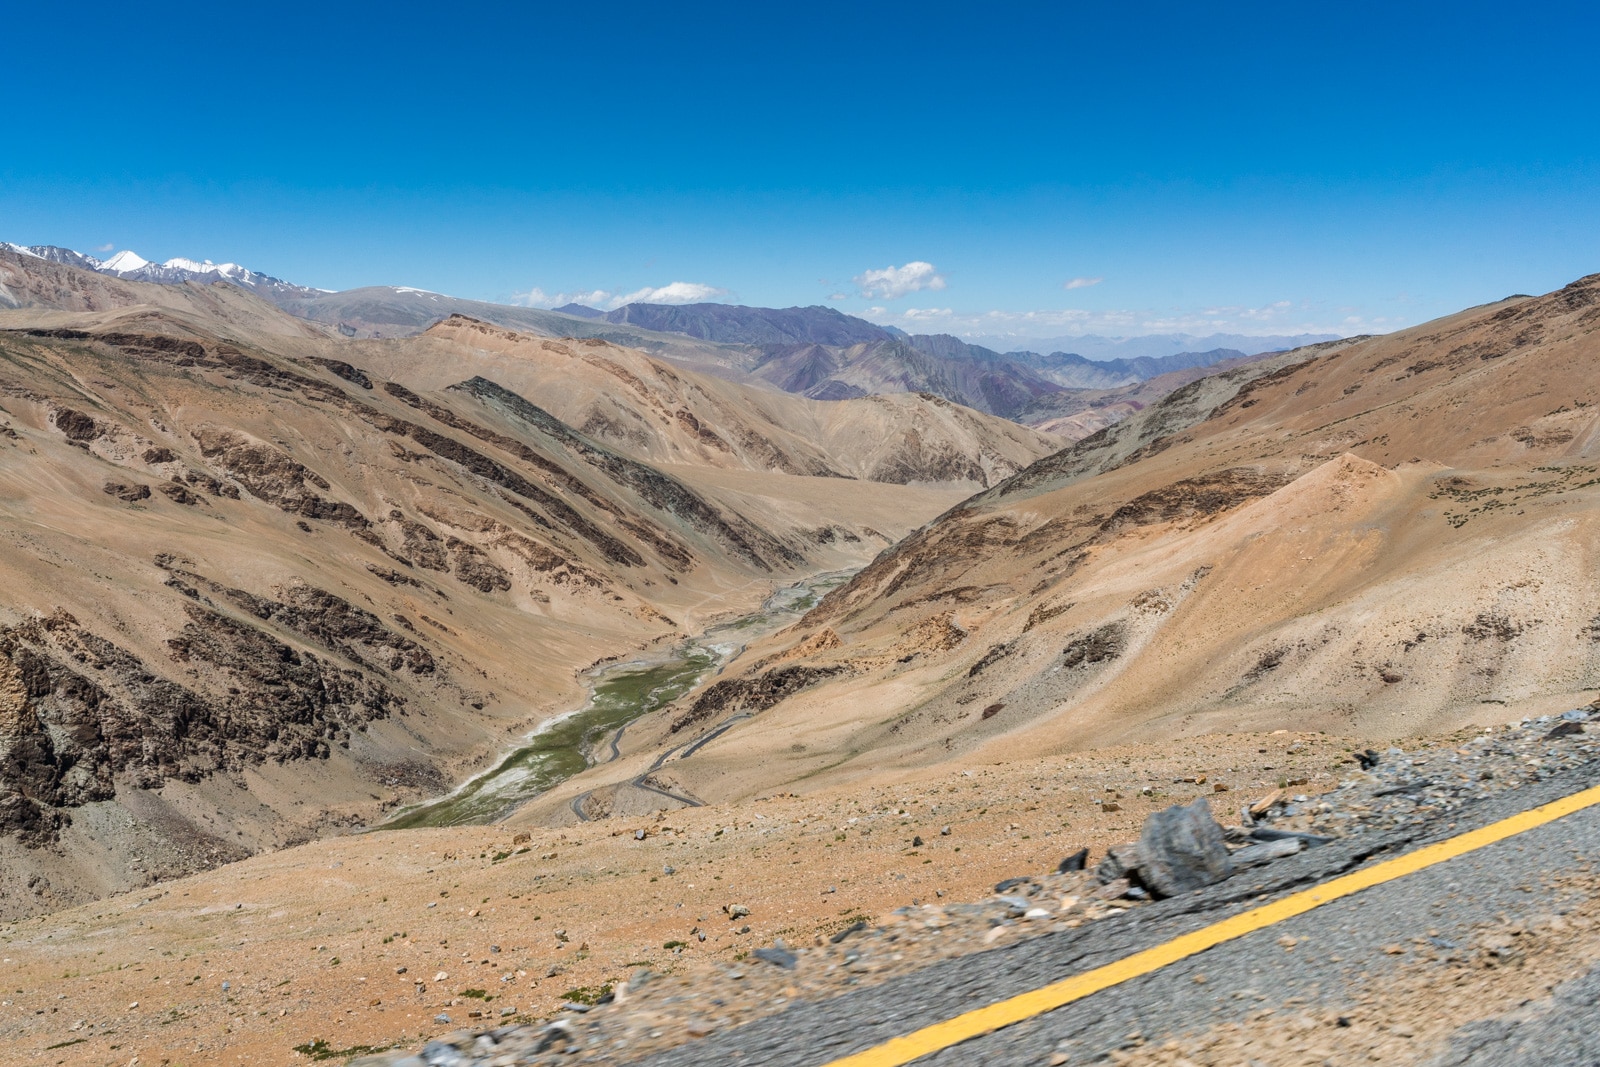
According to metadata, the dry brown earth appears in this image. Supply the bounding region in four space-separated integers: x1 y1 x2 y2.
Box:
600 277 1600 811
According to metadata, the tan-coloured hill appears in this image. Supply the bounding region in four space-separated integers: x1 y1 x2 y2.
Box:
551 276 1600 813
0 250 1058 917
361 316 1062 487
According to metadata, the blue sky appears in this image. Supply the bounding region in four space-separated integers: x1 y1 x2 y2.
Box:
6 1 1599 341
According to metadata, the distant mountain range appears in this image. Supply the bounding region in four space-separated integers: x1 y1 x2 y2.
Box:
0 240 1342 425
963 329 1339 361
1 242 328 304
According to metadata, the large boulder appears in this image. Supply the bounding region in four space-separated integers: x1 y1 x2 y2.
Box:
1135 797 1232 898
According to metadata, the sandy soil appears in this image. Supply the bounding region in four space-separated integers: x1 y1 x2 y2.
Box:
1 728 1380 1066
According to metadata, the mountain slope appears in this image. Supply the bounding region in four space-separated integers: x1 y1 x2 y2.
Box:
0 257 982 916
749 338 1066 418
552 275 1600 814
374 315 1061 487
603 302 893 346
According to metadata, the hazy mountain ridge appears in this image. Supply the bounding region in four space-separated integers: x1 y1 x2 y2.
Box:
604 301 894 346
0 240 1339 438
966 329 1342 361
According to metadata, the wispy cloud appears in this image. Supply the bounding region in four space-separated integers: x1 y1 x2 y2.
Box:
1062 276 1103 290
94 242 115 253
612 281 728 306
513 281 729 310
853 261 947 300
857 297 1360 341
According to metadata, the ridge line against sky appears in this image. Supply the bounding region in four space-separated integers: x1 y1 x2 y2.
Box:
5 1 1598 342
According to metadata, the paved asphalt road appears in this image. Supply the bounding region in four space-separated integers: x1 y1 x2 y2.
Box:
629 763 1600 1067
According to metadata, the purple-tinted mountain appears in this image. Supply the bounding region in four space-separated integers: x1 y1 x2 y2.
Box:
603 303 894 346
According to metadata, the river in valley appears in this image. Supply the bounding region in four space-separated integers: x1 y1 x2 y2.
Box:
378 571 850 829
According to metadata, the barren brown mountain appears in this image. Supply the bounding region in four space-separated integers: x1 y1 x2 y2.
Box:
541 276 1600 816
4 256 1600 1067
0 247 1060 917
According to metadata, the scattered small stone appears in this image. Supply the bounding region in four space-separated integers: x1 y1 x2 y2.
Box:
751 945 798 969
1057 848 1089 873
1229 838 1303 868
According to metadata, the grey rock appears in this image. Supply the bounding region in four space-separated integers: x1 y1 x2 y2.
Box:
996 894 1032 916
1095 842 1142 884
1135 797 1233 898
1229 837 1304 868
1057 847 1089 873
421 1038 460 1064
752 945 798 969
1248 827 1334 848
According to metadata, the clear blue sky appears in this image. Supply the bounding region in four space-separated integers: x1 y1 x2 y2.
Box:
6 1 1598 341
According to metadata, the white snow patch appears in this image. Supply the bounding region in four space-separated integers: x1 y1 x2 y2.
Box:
2 242 42 259
100 250 150 272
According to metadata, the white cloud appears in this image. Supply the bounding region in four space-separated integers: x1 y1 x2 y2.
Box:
94 242 115 253
511 287 617 309
1062 276 1103 290
853 261 947 300
511 282 728 310
611 281 728 307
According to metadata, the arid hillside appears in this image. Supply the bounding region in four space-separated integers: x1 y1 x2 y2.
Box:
365 316 1063 488
551 276 1600 814
0 253 1044 917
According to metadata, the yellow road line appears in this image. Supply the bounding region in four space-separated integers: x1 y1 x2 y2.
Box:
821 781 1600 1067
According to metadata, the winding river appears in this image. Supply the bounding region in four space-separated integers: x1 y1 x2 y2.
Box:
378 571 849 829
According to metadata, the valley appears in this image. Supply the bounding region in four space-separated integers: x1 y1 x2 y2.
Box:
1 247 1598 1067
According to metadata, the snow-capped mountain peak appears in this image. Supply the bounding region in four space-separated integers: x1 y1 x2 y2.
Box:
99 249 149 273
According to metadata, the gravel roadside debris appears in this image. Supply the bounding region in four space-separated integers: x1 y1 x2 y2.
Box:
356 701 1600 1067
